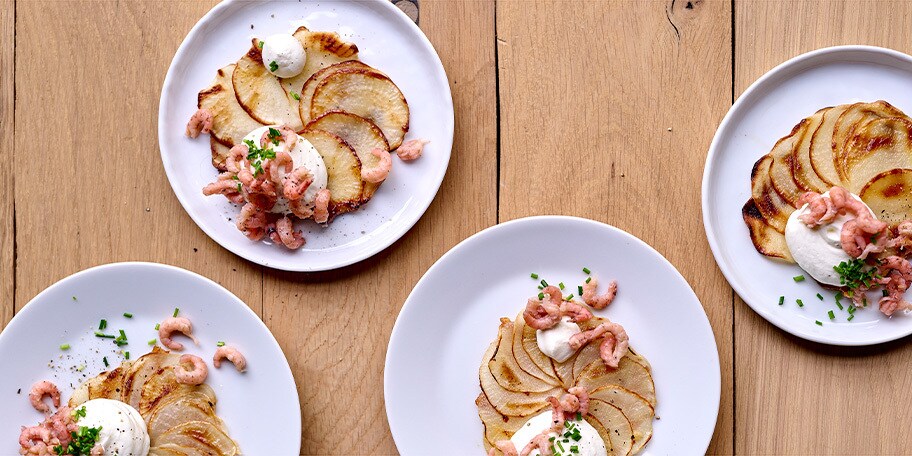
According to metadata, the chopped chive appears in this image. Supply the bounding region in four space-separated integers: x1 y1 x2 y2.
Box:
119 329 126 339
59 344 70 350
778 296 784 306
848 314 855 321
217 341 226 347
793 275 806 282
537 285 543 290
559 282 565 290
549 437 555 442
565 294 574 301
99 319 107 330
883 289 890 297
578 285 584 295
269 60 279 72
124 352 130 360
173 308 179 317
94 332 115 339
828 310 836 320
582 267 591 274
848 305 856 314
148 339 156 346
71 296 77 301
531 273 539 279
291 91 300 101
540 280 548 287
817 293 824 301
76 364 86 372
815 320 823 326
836 300 844 310
102 357 109 367
154 323 160 330
538 292 545 300
796 299 804 307
575 412 582 420
258 40 264 48
123 312 133 318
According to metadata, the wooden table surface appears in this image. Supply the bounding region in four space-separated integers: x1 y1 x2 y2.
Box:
4 0 912 454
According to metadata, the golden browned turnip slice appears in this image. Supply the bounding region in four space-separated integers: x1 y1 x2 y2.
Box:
301 129 364 217
198 64 264 147
589 399 634 456
742 199 795 262
590 386 655 455
154 421 239 456
310 68 410 149
831 101 906 181
233 40 303 130
582 412 616 455
750 155 792 233
521 317 560 381
307 111 390 201
861 169 912 228
576 356 656 407
299 60 378 124
769 118 811 207
488 318 558 393
211 137 231 172
791 108 830 193
842 117 912 194
149 444 206 456
282 27 359 114
147 392 220 440
511 315 561 386
479 332 560 416
475 393 543 451
809 104 852 187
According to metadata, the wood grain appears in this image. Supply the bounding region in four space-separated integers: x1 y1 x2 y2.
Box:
496 0 734 453
260 1 497 454
734 1 912 454
0 0 13 329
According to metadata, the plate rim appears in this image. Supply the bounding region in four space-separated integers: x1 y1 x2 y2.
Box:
157 0 455 272
383 215 721 454
701 44 912 346
0 261 302 453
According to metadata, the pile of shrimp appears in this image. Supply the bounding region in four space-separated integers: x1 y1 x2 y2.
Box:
188 109 429 251
487 387 590 456
157 315 247 386
798 187 912 315
18 381 102 455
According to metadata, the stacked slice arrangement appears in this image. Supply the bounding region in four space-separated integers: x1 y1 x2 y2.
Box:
744 101 912 261
69 347 240 456
198 26 409 218
477 315 656 456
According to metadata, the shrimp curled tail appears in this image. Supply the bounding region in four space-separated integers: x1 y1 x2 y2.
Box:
213 346 248 372
158 316 200 351
268 216 306 250
490 440 518 456
19 426 51 449
582 277 617 309
175 354 208 385
361 148 393 183
559 300 593 322
186 109 213 138
523 286 563 330
237 203 270 240
28 381 60 415
396 139 429 161
313 189 331 224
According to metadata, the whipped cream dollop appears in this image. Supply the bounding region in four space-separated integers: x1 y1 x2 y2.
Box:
536 316 582 362
510 412 607 456
785 190 875 286
77 398 150 456
242 126 327 214
261 33 306 78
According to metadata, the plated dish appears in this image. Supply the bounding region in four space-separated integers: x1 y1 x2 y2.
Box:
704 46 912 345
385 217 719 455
1 263 300 455
159 0 453 271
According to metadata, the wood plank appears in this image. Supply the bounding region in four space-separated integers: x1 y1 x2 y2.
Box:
734 1 912 454
13 0 262 312
0 0 13 329
496 0 734 453
260 1 498 454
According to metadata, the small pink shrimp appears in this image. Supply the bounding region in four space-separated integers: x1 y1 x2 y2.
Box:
569 321 629 368
174 354 208 385
879 296 912 316
28 381 60 415
158 316 200 351
558 392 580 414
202 173 244 203
313 189 331 224
237 203 269 240
185 108 213 138
520 434 552 456
888 220 912 251
361 148 393 183
282 166 313 201
582 277 617 310
490 441 518 456
19 426 50 448
269 150 294 184
559 300 592 323
568 386 590 416
841 220 886 259
279 125 298 153
225 144 249 174
268 216 306 250
547 395 566 430
213 346 248 372
90 443 105 456
289 199 314 219
798 192 837 226
45 407 76 443
523 286 563 330
396 139 429 161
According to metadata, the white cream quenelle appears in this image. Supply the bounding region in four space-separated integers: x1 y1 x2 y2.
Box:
510 412 608 456
536 316 582 362
260 33 306 78
77 398 150 456
242 126 328 214
785 190 875 286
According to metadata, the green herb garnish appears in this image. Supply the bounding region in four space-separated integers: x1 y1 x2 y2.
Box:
828 310 836 320
585 277 591 284
540 279 549 288
258 40 264 49
242 139 276 176
291 91 300 101
267 127 282 145
834 259 881 291
269 60 279 72
154 323 160 330
778 296 784 306
123 312 133 318
124 352 130 360
565 294 574 301
817 293 824 301
582 267 591 274
73 406 86 421
793 275 806 282
148 339 157 346
797 299 804 307
848 314 855 321
102 357 109 367
815 320 823 326
59 344 70 351
217 341 226 347
98 319 107 330
531 273 539 279
578 285 584 296
559 282 565 290
173 307 180 317
94 332 114 339
54 425 102 455
538 292 545 300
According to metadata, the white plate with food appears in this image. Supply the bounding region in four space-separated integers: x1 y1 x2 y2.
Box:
385 216 720 455
159 0 453 271
2 262 300 455
703 45 912 346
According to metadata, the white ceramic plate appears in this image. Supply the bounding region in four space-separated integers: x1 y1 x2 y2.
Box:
159 0 453 271
703 45 912 346
384 216 720 455
0 262 300 454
